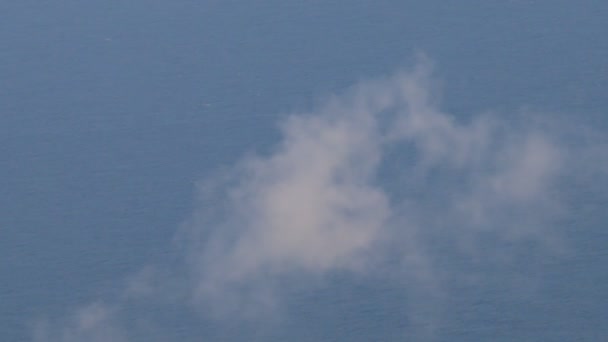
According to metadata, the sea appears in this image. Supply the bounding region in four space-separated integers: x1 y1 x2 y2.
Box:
1 1 607 341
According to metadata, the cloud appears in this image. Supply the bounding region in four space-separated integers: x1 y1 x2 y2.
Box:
32 303 127 342
34 56 602 341
179 57 567 319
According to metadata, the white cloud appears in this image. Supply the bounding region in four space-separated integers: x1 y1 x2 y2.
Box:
35 56 601 340
181 57 567 317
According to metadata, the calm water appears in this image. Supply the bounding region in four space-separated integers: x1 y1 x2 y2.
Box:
1 1 607 340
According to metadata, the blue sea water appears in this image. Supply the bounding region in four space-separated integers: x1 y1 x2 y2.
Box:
1 1 607 340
